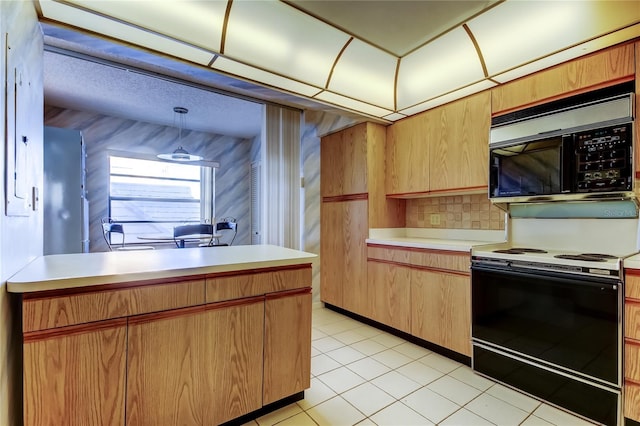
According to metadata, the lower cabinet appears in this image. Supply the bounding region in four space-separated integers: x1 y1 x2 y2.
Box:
367 260 411 333
263 290 312 405
366 245 471 357
624 271 640 422
411 269 471 356
126 299 265 426
320 199 368 315
21 268 312 426
23 319 127 426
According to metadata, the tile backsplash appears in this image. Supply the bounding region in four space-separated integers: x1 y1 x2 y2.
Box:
406 194 505 230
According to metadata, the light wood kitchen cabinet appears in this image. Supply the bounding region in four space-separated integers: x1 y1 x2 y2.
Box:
386 92 489 197
126 307 206 425
23 319 127 426
386 112 430 195
366 244 471 357
321 199 369 314
491 42 635 115
263 290 312 405
624 271 640 422
203 299 265 425
411 269 471 356
19 261 313 426
427 92 490 193
320 122 404 314
367 260 411 333
320 124 368 198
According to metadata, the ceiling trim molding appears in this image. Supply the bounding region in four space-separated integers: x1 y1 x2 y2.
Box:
220 0 233 54
325 37 354 89
393 58 400 112
463 23 488 78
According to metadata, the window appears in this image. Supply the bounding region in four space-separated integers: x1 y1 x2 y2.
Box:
108 155 214 243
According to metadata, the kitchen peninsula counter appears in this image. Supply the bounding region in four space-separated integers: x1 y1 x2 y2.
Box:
8 244 315 293
10 245 315 426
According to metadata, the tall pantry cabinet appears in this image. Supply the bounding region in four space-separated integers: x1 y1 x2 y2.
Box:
320 122 404 316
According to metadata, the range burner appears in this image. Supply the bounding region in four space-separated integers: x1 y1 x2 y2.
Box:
493 248 548 255
554 254 608 262
580 253 618 259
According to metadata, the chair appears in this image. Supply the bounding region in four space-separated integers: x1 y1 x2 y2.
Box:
214 220 237 246
102 220 155 251
173 223 214 248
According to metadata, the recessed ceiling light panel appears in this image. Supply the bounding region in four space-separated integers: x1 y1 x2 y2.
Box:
468 0 640 77
60 0 227 52
224 1 350 88
40 0 215 65
397 27 484 110
328 39 397 110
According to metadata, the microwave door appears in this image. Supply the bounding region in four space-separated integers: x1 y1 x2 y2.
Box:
490 136 564 198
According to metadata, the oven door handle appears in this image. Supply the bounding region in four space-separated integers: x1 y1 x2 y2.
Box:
471 264 620 291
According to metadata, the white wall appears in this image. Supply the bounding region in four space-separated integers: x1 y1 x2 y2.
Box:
0 2 44 424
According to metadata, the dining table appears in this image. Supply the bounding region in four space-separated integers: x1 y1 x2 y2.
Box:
137 233 222 248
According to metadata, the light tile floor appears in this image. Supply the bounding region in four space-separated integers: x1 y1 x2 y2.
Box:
246 305 598 426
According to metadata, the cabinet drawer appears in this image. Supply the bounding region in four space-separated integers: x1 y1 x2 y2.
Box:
410 250 469 273
626 300 640 340
626 339 640 382
206 266 311 303
23 279 205 332
624 380 640 421
626 273 640 300
367 246 411 264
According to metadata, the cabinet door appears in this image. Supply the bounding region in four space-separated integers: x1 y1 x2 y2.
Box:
367 261 411 333
320 201 344 307
203 298 264 425
126 307 206 426
24 319 127 426
341 199 369 315
386 112 430 196
263 290 312 405
411 270 471 356
321 123 368 197
428 92 490 192
321 199 368 314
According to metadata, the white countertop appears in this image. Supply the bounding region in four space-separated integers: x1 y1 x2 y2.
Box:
623 253 640 270
366 228 505 252
8 245 316 293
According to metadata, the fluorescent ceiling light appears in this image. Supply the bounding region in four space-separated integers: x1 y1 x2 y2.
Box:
397 27 484 110
58 0 227 52
493 24 640 83
212 57 322 97
468 0 640 76
40 0 215 65
399 80 496 117
328 39 397 110
315 91 393 118
224 0 350 88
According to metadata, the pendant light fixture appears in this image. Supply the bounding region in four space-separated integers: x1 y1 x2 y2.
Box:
157 106 203 162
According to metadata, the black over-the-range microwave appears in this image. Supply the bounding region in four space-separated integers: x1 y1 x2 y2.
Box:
489 82 635 202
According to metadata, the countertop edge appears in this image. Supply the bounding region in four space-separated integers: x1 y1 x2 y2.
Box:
365 237 499 252
7 245 316 294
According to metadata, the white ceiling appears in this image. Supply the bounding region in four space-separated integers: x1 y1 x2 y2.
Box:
38 0 640 135
44 51 264 139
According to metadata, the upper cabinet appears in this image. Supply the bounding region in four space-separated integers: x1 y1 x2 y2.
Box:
321 124 368 198
428 92 490 193
386 92 490 197
491 43 635 116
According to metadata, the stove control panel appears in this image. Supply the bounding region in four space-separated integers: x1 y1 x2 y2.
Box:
575 123 632 192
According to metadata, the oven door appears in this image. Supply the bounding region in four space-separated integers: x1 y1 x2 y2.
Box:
471 264 621 386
